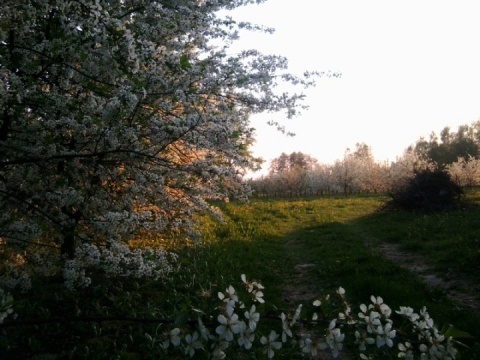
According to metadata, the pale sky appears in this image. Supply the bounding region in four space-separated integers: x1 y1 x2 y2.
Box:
224 0 480 176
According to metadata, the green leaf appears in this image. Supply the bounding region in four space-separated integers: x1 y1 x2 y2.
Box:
180 54 191 70
440 323 473 339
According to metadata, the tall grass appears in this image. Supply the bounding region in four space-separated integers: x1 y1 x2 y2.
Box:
3 194 480 358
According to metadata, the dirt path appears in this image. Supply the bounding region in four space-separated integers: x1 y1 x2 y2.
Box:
373 241 480 310
280 238 350 360
281 238 318 305
282 235 480 311
280 239 480 359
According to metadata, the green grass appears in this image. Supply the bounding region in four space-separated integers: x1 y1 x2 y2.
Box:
3 194 480 358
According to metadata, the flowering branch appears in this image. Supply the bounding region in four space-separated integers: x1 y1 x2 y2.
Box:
1 274 469 359
148 275 464 359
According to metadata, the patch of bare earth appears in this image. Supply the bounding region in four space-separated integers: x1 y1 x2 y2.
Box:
282 238 318 305
280 236 479 359
374 242 480 310
282 263 317 304
282 238 350 359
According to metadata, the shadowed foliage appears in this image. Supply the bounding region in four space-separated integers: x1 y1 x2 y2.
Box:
388 169 465 211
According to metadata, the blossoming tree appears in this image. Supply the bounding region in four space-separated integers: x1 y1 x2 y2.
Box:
0 0 318 288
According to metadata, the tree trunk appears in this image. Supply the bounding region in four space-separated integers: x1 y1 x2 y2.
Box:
60 224 77 260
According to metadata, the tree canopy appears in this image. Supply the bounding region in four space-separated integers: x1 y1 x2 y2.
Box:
268 151 318 174
0 0 315 288
413 123 480 167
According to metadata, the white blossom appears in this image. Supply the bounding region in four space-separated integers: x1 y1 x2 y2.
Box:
260 330 282 359
280 312 293 342
218 285 238 303
325 319 345 357
375 322 396 348
216 312 240 342
0 288 15 324
355 330 375 351
398 342 414 359
396 306 420 322
244 304 259 331
300 335 328 357
162 328 181 349
184 331 203 357
236 321 255 349
1 0 314 289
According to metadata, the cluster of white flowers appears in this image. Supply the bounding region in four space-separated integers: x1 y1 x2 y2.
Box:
396 306 458 360
159 277 264 359
0 241 177 292
63 259 92 290
27 251 57 277
0 246 58 292
151 274 462 359
0 264 32 292
356 295 396 350
62 242 178 290
0 273 465 358
240 273 264 303
1 0 323 282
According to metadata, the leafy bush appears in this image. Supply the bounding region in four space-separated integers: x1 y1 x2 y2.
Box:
388 169 464 211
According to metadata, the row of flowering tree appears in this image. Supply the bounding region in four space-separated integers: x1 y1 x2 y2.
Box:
249 144 480 198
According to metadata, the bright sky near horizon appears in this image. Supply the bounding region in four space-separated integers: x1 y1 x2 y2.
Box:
225 0 480 177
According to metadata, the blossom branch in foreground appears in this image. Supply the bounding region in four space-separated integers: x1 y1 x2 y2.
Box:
145 274 465 359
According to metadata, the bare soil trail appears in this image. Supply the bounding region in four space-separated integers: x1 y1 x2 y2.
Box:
372 241 480 311
279 231 480 359
281 232 480 312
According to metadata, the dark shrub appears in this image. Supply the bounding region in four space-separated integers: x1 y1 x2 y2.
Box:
388 169 464 211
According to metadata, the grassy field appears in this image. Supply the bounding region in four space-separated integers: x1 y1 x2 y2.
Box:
3 193 480 358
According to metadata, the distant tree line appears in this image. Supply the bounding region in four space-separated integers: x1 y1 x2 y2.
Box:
248 122 480 198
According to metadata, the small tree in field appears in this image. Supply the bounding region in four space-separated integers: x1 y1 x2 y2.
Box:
0 0 320 289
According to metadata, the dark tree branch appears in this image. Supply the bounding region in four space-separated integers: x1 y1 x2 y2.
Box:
0 316 175 328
